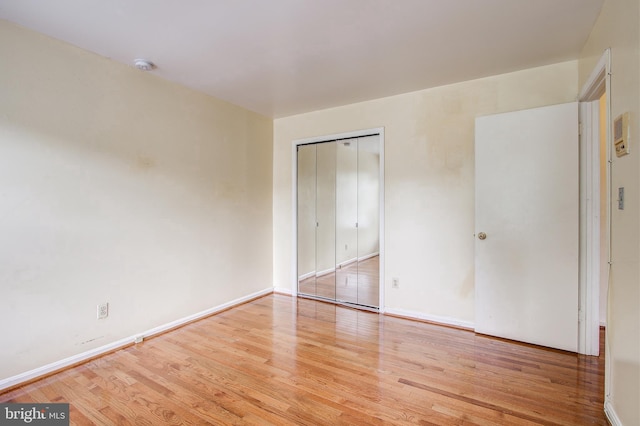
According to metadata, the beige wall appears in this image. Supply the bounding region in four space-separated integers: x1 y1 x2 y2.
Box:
0 20 273 380
274 61 578 322
579 0 640 423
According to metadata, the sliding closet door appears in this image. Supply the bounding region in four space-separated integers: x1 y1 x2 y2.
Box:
336 140 359 304
297 144 317 296
357 135 380 307
297 134 381 309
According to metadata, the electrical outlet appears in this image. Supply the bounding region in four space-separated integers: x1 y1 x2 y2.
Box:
392 278 399 289
97 303 109 319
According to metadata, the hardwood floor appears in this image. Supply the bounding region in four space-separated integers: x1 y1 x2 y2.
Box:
1 294 606 425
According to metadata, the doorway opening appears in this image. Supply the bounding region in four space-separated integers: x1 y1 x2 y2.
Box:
578 48 611 358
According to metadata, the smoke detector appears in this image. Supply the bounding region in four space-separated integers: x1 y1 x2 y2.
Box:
134 59 155 71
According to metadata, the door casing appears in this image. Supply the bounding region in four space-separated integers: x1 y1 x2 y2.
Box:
578 48 611 357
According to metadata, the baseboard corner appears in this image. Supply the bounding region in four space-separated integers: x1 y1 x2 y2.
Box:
604 399 622 426
273 287 293 295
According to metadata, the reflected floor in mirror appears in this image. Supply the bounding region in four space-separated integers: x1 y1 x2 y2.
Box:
299 255 379 307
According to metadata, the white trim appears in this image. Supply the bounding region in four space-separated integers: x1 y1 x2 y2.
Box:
337 257 358 268
273 287 293 295
292 127 385 310
579 50 609 101
0 338 135 393
0 287 273 391
291 141 299 297
298 252 380 282
378 128 385 311
604 400 622 426
293 128 383 146
603 50 613 402
298 270 316 280
578 48 611 358
315 267 335 277
384 307 474 330
358 251 379 262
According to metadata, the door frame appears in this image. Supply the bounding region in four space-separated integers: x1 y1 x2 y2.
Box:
578 48 611 356
291 127 385 310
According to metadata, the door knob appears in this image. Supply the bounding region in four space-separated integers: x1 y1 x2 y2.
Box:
478 232 487 240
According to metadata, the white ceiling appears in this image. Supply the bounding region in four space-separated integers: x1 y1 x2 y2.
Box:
0 0 603 118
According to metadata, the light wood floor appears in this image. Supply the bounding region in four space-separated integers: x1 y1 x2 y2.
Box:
1 294 606 425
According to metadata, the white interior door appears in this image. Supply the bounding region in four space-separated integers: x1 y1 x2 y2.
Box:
475 102 579 352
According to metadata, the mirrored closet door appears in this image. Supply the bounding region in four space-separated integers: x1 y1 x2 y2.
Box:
297 135 380 308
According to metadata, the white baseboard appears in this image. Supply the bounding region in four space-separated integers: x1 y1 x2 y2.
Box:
316 267 335 278
0 336 135 392
0 287 273 392
604 400 622 426
298 267 337 280
337 257 358 268
384 307 474 330
298 253 380 281
273 287 293 295
358 252 379 261
298 271 316 280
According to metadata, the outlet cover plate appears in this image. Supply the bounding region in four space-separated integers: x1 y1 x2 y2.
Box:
97 303 109 319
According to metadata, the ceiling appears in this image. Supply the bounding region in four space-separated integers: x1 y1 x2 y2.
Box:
0 0 603 118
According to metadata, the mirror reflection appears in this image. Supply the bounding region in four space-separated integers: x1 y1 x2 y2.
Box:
315 142 337 299
335 140 358 304
356 136 380 307
297 135 380 308
297 144 317 296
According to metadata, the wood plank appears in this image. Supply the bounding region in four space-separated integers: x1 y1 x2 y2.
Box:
1 294 606 425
